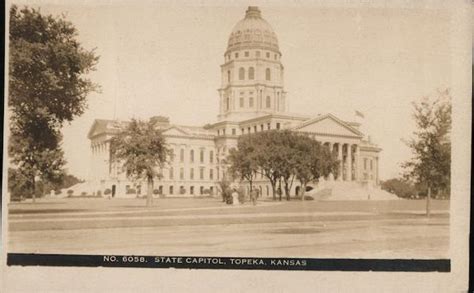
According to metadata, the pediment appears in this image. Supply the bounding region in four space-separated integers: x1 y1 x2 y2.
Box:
161 126 189 136
294 114 363 138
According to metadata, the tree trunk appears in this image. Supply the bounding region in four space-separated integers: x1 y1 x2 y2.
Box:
146 177 154 207
31 175 36 203
270 181 276 201
426 186 431 217
278 179 282 201
300 183 306 201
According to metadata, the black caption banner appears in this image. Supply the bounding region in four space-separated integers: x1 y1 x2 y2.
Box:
7 253 450 272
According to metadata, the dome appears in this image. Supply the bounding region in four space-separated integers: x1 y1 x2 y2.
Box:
226 7 279 54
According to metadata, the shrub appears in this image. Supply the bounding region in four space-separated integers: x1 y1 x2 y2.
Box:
54 190 61 195
81 191 87 196
97 190 102 196
202 188 210 195
381 178 416 199
179 187 186 195
226 194 233 205
238 190 245 204
104 189 111 195
126 188 136 195
153 189 160 195
67 189 74 196
218 179 231 202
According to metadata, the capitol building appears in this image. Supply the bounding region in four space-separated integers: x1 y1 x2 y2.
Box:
88 7 382 198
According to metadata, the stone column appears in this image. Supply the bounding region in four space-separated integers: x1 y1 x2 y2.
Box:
329 142 334 181
337 143 343 181
376 157 379 185
354 144 360 181
347 144 352 181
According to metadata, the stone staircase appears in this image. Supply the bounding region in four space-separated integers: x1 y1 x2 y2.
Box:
307 180 399 201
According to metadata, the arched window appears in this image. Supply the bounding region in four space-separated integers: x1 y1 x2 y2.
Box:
266 96 271 108
239 67 245 80
227 70 231 83
248 67 255 80
265 68 271 81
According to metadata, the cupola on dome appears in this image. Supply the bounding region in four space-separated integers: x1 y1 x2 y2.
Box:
226 6 279 54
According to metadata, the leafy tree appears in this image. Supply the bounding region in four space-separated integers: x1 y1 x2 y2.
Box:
293 135 338 200
254 131 284 200
8 5 99 202
110 119 170 206
381 178 417 199
402 89 451 216
276 131 300 201
228 134 259 191
217 178 232 203
227 130 338 201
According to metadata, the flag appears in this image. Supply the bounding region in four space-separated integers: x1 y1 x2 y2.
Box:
355 110 365 118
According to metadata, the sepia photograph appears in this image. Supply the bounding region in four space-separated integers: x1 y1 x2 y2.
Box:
1 0 471 292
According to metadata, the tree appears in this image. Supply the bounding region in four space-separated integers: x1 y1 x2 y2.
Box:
110 119 170 206
226 130 338 201
402 89 451 216
228 134 259 192
293 135 338 201
8 5 99 202
254 131 283 200
381 178 417 199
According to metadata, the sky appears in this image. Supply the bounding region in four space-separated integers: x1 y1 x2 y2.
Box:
8 1 456 181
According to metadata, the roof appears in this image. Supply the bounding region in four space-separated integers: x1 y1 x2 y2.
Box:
227 6 279 54
87 119 214 140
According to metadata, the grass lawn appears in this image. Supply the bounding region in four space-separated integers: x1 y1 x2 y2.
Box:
7 197 450 259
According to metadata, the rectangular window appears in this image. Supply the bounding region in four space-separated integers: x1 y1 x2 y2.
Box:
200 167 204 180
200 149 204 163
223 129 226 135
249 97 254 107
256 51 261 57
235 52 239 58
245 51 249 57
364 158 367 170
169 149 175 161
254 125 257 132
190 168 194 180
217 167 220 180
260 124 264 131
232 128 236 135
180 168 184 180
180 149 184 162
190 150 194 163
210 151 214 163
169 167 174 179
190 186 194 195
241 128 245 134
210 169 214 180
217 130 220 136
248 127 251 133
240 97 244 108
276 123 281 129
169 186 174 195
370 160 373 171
266 52 270 58
267 123 271 130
